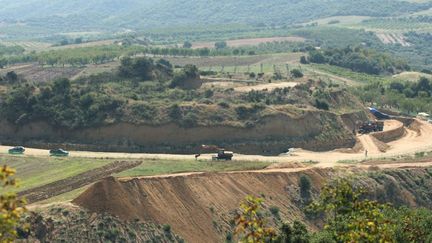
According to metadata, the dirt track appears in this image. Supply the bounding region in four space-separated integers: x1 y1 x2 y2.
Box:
2 120 432 168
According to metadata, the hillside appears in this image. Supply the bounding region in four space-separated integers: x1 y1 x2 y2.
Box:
70 167 432 242
0 0 431 38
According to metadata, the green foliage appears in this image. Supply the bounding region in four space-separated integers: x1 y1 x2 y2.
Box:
354 77 432 115
215 41 228 49
183 41 192 49
170 65 200 88
0 165 27 243
299 175 312 201
314 99 329 111
388 207 432 242
0 44 25 56
273 221 310 243
234 195 276 243
306 46 410 75
119 56 173 81
0 78 124 128
269 206 280 219
307 178 394 242
0 0 430 40
290 69 304 78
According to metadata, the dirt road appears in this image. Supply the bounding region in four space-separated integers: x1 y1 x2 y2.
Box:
2 120 432 167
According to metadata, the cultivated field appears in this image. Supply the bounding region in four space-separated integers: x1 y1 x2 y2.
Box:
191 36 305 49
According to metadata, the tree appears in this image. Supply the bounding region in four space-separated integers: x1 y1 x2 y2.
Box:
234 195 276 243
299 175 312 201
291 69 304 78
274 221 310 243
0 165 27 242
183 41 192 49
215 41 227 49
5 71 18 83
307 178 394 243
170 65 200 88
74 38 83 44
300 56 309 64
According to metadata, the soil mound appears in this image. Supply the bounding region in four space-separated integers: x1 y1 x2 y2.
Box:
73 167 432 243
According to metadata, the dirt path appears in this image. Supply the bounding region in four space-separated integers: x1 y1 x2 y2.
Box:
357 135 380 154
303 66 361 86
2 120 432 168
18 161 142 204
234 81 298 92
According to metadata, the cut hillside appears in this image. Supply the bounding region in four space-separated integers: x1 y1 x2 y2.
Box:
73 167 432 243
0 58 368 155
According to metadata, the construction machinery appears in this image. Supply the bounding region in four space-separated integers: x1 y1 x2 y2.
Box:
212 149 234 161
358 121 384 134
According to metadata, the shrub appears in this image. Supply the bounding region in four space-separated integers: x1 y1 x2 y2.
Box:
299 175 312 200
314 99 330 110
218 101 230 108
162 224 171 233
291 69 304 78
269 206 280 219
168 104 182 120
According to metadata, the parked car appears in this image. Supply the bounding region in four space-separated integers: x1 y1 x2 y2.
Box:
8 146 25 155
49 148 69 157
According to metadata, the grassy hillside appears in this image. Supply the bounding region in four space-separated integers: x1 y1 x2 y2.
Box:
0 0 431 39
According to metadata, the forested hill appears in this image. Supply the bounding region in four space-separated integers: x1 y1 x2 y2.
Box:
0 0 431 31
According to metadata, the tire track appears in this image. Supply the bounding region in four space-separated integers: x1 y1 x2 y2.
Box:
18 160 142 204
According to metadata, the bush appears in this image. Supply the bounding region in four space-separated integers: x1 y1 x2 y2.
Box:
291 69 304 78
269 206 280 218
299 175 312 200
180 112 198 128
168 104 182 120
300 56 309 64
314 99 330 110
218 101 230 108
162 224 171 233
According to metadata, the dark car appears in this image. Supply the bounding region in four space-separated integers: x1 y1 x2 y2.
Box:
8 146 25 155
49 148 69 157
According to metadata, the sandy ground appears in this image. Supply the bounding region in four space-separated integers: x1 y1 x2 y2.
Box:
234 81 298 92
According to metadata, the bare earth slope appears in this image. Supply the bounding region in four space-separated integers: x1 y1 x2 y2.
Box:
73 166 432 243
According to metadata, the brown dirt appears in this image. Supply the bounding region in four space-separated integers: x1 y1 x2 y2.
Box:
18 161 142 204
73 168 332 243
0 111 355 155
2 120 432 167
73 164 432 243
234 81 298 92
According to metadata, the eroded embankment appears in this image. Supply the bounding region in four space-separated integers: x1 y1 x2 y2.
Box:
73 167 432 243
0 111 362 155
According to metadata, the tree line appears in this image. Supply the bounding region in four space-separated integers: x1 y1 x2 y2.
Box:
302 46 410 75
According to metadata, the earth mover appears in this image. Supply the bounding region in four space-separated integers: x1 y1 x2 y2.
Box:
212 149 234 161
358 121 384 134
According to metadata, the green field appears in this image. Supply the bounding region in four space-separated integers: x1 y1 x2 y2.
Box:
0 154 271 203
116 159 272 177
0 155 113 191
